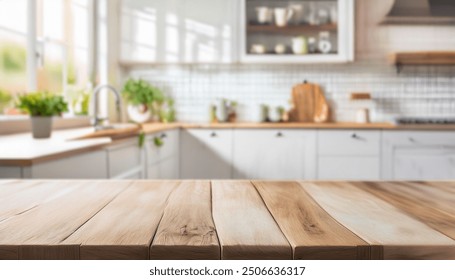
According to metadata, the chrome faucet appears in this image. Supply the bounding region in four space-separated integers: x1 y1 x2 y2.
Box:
92 84 123 130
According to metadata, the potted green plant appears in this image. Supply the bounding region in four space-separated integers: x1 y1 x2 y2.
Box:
0 89 12 114
122 78 164 123
16 92 68 139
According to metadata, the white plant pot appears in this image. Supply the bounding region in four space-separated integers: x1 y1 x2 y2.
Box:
31 117 53 139
127 104 151 123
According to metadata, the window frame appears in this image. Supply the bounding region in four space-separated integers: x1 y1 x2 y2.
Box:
0 0 96 132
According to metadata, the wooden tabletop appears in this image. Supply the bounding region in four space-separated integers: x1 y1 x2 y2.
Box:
0 180 455 260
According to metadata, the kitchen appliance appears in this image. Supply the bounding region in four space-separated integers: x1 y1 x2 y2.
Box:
382 0 455 24
395 117 455 125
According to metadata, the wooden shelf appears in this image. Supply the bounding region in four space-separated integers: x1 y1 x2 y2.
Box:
247 23 338 35
390 51 455 73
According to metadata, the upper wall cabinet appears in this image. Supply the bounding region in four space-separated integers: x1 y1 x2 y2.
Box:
240 0 354 63
121 0 237 64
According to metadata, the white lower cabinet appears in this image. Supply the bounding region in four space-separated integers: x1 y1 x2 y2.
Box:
5 128 455 181
0 167 22 179
107 138 145 179
317 130 381 180
233 129 316 180
145 129 180 179
25 150 108 179
382 131 455 180
180 129 233 179
318 157 380 180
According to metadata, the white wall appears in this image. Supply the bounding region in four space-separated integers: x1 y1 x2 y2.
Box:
121 0 455 123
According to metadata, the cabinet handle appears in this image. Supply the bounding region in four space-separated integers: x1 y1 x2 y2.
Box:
409 137 416 143
276 132 284 137
160 133 167 139
210 132 217 138
351 133 358 139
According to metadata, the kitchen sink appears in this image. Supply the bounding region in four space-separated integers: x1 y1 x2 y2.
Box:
70 123 141 141
95 123 138 131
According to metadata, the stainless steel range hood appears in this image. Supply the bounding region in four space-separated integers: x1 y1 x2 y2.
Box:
382 0 455 25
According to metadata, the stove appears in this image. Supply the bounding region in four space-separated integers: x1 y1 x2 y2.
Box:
395 117 455 125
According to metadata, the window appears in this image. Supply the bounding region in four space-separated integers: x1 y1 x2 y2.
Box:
0 0 93 116
0 0 28 94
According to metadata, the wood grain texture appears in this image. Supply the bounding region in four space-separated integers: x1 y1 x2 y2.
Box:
0 181 75 222
300 181 455 260
2 180 455 260
353 181 455 241
289 83 330 123
253 181 369 260
150 181 220 260
0 180 41 199
64 181 178 260
424 181 455 195
212 181 291 260
0 181 130 260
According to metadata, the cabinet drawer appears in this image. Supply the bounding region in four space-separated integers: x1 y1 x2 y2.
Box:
318 156 380 180
146 129 179 165
383 131 455 147
181 129 233 179
108 142 143 178
32 150 108 179
318 130 380 156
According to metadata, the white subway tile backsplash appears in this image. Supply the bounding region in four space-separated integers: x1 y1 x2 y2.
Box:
128 62 455 123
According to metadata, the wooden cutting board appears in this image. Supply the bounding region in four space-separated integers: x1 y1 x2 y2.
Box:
289 82 330 123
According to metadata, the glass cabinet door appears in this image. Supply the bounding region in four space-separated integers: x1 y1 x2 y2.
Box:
240 0 354 63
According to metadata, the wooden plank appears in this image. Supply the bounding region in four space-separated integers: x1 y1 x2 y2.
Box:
65 181 178 260
0 180 42 199
150 181 219 260
0 181 76 222
0 181 130 260
353 181 455 241
300 181 455 260
212 181 291 260
424 181 455 195
0 180 18 185
253 181 369 260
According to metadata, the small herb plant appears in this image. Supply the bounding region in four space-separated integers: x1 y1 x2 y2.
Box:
16 92 68 117
122 78 164 111
122 78 176 122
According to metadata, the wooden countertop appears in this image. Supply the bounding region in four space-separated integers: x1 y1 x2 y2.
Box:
2 122 455 167
0 128 112 167
0 180 454 260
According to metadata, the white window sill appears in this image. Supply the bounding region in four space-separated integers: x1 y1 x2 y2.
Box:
0 115 92 135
